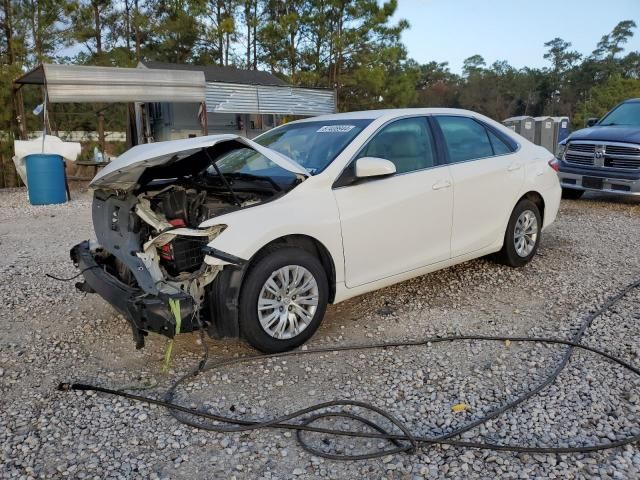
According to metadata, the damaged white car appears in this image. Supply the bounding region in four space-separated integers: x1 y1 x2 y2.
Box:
72 109 561 352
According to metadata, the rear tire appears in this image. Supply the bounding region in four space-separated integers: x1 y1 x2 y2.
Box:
239 246 328 353
495 199 542 268
561 188 584 199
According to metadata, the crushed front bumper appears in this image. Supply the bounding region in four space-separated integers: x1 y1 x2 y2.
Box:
70 241 197 349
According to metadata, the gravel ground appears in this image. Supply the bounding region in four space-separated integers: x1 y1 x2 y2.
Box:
1 187 639 479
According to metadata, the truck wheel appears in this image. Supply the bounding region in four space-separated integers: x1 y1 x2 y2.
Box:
561 188 584 199
495 199 542 268
239 246 328 353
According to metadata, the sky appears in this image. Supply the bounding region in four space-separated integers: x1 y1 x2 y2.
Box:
392 0 640 73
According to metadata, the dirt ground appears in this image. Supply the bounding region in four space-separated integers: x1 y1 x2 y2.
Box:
1 187 640 479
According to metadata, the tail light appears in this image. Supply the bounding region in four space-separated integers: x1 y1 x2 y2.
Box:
548 158 560 172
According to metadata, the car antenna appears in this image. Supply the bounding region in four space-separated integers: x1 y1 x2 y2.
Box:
202 147 242 207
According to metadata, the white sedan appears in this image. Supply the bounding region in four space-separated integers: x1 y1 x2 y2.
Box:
72 108 561 352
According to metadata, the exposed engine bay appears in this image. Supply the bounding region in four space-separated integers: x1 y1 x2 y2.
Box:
72 138 307 347
91 181 273 307
89 144 299 309
142 185 262 277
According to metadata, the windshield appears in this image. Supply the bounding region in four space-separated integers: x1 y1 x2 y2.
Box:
203 147 298 191
253 119 372 174
599 102 640 126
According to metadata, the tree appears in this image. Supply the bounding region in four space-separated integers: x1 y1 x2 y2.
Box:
574 75 640 127
258 0 307 78
0 0 28 186
322 0 411 109
0 0 26 66
593 20 637 59
241 0 259 69
543 37 581 73
150 0 205 64
462 54 486 77
412 60 459 108
21 0 73 65
112 0 153 63
203 0 239 66
621 51 640 79
67 0 119 65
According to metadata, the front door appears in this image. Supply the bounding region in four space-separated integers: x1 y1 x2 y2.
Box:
333 116 454 288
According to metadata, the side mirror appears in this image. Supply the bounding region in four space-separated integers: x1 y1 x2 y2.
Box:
355 157 396 179
586 117 599 127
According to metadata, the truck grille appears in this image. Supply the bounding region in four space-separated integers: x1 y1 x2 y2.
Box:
565 152 594 166
564 142 640 170
568 143 595 154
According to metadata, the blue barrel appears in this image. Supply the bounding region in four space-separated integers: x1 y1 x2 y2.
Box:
25 154 67 205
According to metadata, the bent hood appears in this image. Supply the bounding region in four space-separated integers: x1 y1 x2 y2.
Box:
90 134 308 190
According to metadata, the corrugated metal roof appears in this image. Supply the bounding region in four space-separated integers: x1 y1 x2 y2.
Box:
206 82 335 116
141 61 289 87
14 63 336 115
16 64 206 103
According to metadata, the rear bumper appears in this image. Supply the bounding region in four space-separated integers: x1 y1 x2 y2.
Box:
558 162 640 195
541 179 561 230
70 241 197 348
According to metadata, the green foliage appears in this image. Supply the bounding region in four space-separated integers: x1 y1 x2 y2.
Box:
593 20 637 59
67 0 118 64
1 1 640 185
151 0 206 64
462 55 486 77
574 76 640 128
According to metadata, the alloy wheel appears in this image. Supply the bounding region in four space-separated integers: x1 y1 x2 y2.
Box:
257 265 319 339
513 210 538 258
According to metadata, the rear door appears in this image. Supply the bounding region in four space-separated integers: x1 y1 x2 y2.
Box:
333 116 454 288
433 115 524 258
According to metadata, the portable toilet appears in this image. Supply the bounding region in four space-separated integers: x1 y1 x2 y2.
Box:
502 116 535 143
551 117 570 155
534 116 555 153
503 117 518 132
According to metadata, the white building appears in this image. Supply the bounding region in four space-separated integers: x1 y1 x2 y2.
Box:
141 61 336 141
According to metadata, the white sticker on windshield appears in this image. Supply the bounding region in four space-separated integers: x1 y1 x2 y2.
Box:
317 125 356 133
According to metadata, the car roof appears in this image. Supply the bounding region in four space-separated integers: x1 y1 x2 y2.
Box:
292 108 486 123
622 98 640 103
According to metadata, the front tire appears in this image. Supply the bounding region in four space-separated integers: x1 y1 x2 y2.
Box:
239 246 328 353
495 199 542 268
561 188 584 200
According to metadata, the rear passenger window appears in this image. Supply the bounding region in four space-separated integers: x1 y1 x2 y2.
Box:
487 129 512 155
435 116 494 163
357 117 436 174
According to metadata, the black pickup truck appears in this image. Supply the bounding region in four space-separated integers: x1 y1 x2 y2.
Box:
557 98 640 198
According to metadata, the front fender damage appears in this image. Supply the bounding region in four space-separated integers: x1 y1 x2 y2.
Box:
74 136 302 348
75 192 229 348
133 199 225 300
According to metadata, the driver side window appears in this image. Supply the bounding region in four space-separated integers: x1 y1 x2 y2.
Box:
357 117 435 174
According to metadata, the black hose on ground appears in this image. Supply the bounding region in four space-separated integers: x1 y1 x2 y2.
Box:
59 277 640 460
46 265 99 282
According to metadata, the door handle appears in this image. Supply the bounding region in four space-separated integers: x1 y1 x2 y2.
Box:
507 163 522 172
432 179 451 190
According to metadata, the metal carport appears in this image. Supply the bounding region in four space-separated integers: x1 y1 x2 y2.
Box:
13 63 207 147
14 63 206 103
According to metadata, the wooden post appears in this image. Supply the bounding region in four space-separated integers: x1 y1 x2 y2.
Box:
13 84 27 140
97 108 106 155
203 102 208 135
